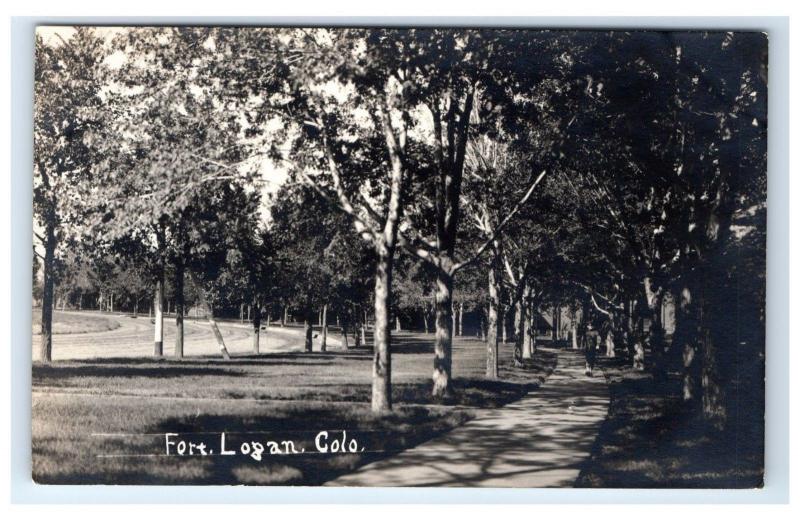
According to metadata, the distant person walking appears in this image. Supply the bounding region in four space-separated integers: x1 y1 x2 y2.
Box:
584 320 599 376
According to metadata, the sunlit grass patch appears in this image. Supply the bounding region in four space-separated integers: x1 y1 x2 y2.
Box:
32 310 121 335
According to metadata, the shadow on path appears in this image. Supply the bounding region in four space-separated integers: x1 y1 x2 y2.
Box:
327 349 609 487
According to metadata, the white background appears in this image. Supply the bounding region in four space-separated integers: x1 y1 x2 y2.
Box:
2 1 796 512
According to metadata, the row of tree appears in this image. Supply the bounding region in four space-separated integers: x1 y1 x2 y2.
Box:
34 28 766 428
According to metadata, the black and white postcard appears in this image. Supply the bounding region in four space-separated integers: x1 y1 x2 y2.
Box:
31 26 767 487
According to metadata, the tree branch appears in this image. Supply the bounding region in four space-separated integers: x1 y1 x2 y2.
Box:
452 169 547 274
397 231 440 267
317 125 382 238
297 170 377 244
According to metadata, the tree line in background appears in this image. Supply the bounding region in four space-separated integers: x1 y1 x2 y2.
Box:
34 28 766 428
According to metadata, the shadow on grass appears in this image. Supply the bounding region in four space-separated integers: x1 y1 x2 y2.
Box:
575 354 764 489
32 343 559 486
32 363 249 380
230 351 374 363
34 403 473 486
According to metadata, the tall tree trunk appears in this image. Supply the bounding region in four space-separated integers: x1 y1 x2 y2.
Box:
674 280 701 406
372 254 393 412
359 309 366 347
514 297 524 364
486 255 500 379
633 314 646 370
432 269 454 399
700 262 727 429
458 302 464 337
321 304 328 352
625 299 636 361
605 315 617 358
530 299 538 355
522 287 533 359
282 306 288 327
174 263 185 359
422 306 429 334
501 305 508 345
571 304 579 349
341 316 349 351
208 315 231 360
451 302 457 338
39 225 56 363
552 305 558 341
644 277 666 380
304 309 313 353
252 300 261 354
627 297 645 370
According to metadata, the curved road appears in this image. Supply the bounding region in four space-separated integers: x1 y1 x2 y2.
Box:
31 311 342 361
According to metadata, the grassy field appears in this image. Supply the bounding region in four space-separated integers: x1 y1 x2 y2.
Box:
32 332 557 485
575 354 764 488
32 309 121 335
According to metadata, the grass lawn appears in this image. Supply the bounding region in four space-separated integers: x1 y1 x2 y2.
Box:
32 332 556 485
575 354 764 488
32 309 121 335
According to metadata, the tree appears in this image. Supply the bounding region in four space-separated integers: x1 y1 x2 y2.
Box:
228 28 417 411
388 29 573 397
34 28 107 362
270 184 345 353
560 31 767 426
81 27 261 359
462 129 557 376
